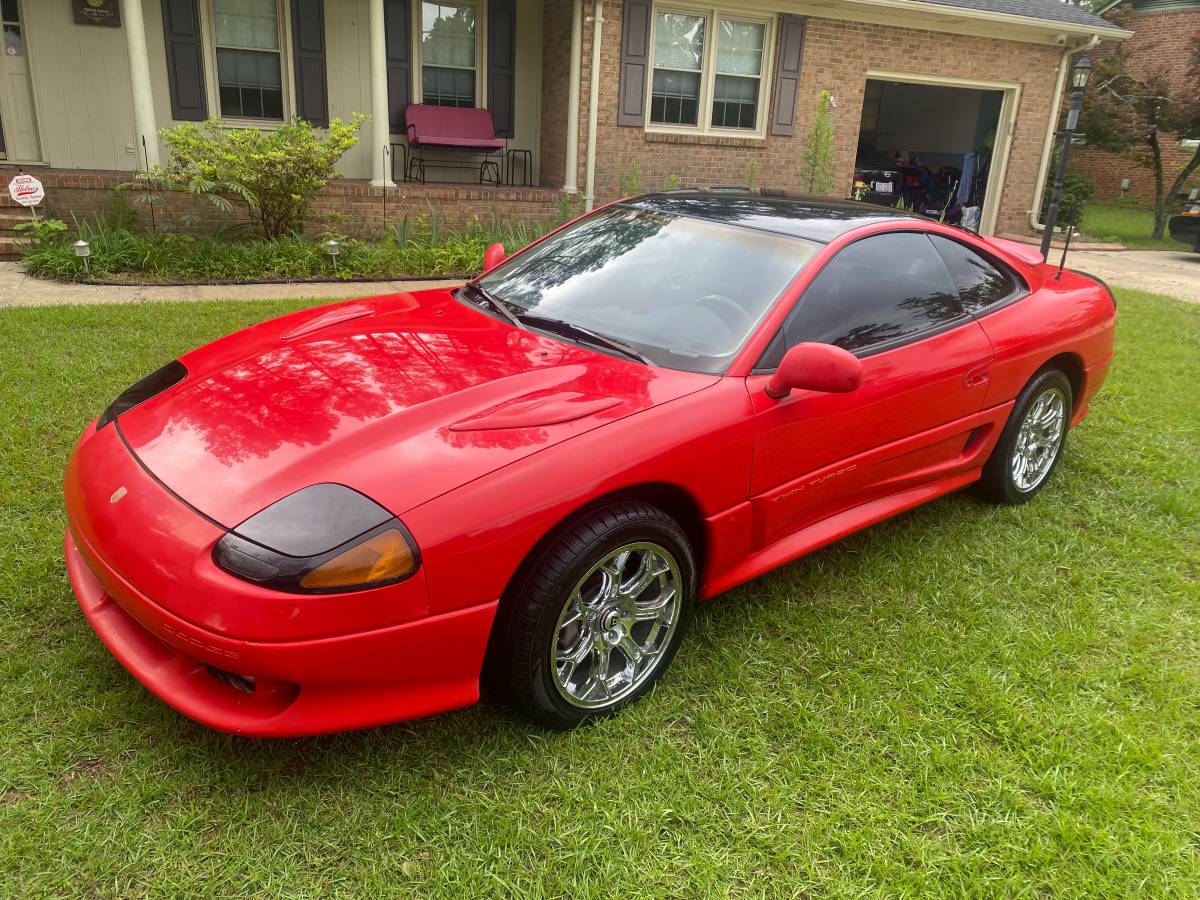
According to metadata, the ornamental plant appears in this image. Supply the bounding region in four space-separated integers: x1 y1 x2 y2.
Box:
798 90 836 196
143 115 366 238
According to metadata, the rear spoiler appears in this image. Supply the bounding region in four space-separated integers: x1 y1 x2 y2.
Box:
982 237 1045 268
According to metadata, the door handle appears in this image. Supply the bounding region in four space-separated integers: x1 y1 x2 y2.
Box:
963 362 991 389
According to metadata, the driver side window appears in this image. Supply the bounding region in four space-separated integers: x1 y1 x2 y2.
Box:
780 232 968 356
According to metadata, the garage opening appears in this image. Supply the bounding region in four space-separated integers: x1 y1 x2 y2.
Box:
854 79 1006 233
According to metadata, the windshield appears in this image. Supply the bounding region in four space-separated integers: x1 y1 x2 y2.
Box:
476 206 818 373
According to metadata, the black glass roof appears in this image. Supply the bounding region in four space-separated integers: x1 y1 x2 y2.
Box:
623 191 927 243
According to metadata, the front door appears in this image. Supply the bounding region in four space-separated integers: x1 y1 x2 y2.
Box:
746 230 995 548
0 0 40 162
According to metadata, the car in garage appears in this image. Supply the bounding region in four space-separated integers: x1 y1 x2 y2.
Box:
64 192 1117 736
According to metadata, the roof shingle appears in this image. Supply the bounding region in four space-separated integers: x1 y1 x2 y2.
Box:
913 0 1124 31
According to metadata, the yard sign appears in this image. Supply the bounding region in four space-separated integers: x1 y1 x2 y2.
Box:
7 174 43 208
8 173 44 207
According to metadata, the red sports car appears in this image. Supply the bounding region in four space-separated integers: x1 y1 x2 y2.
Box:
64 193 1116 735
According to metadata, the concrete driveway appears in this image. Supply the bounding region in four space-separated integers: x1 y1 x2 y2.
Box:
1067 249 1200 304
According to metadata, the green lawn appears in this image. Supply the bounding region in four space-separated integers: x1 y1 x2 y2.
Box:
2 292 1198 896
1081 202 1184 251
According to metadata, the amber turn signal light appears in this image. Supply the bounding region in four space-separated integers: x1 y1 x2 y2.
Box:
298 528 416 590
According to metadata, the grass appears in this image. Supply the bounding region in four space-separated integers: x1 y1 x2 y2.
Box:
1 289 1198 896
1080 202 1184 251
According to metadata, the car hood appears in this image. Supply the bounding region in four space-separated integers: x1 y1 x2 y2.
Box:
117 289 717 528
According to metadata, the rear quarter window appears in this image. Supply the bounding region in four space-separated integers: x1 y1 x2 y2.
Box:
929 234 1022 314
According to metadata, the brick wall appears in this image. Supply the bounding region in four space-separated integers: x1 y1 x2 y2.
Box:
21 170 565 237
567 7 1062 235
1074 5 1200 205
1075 141 1200 203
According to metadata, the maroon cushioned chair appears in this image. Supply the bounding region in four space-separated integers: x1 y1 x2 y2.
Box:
404 104 507 185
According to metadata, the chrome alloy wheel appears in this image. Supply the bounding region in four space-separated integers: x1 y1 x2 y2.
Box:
1011 386 1067 492
550 542 681 709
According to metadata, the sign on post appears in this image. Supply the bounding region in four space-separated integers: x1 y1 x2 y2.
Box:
8 173 45 208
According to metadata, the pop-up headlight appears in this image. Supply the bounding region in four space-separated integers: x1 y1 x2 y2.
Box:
213 484 420 594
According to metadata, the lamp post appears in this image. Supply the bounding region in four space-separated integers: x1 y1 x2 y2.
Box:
1041 53 1093 262
325 238 341 275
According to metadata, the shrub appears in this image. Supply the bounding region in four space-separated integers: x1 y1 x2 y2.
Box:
1040 164 1096 231
21 202 578 284
13 218 68 246
798 91 835 196
135 116 365 238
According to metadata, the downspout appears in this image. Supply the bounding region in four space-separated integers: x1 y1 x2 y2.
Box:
583 0 604 211
563 0 583 193
1029 34 1101 232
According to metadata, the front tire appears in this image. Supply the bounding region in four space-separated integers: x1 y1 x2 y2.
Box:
489 501 695 729
975 368 1073 504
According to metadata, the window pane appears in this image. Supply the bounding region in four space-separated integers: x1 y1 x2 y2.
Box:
214 0 279 50
654 13 705 71
478 207 817 374
716 20 763 76
650 69 700 126
929 235 1017 313
422 1 476 68
0 0 18 24
422 66 475 107
3 23 21 57
712 74 757 129
786 233 965 353
216 47 283 118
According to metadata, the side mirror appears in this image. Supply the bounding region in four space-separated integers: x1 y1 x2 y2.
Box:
482 242 507 274
766 342 862 399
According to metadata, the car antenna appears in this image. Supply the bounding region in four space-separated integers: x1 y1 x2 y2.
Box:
1054 223 1075 281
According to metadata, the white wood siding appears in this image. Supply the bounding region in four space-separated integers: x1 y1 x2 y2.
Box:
21 0 542 179
23 0 138 169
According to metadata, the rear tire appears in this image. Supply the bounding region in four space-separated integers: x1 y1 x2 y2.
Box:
487 501 695 729
975 368 1073 505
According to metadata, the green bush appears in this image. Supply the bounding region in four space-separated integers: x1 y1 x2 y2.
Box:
22 205 573 283
129 116 365 238
1040 166 1096 231
13 217 68 245
798 90 835 195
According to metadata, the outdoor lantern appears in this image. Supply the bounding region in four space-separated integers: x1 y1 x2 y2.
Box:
325 239 340 258
74 239 91 272
1070 54 1093 92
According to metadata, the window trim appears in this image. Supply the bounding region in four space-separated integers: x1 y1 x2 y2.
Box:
413 0 489 108
200 0 294 126
645 4 775 139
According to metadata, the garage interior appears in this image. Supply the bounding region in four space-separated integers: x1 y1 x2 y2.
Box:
854 79 1005 232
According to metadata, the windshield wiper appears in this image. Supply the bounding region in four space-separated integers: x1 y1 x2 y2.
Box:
461 283 525 330
515 313 651 365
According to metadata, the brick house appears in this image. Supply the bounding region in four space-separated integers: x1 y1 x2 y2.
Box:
1074 0 1200 204
0 0 1125 245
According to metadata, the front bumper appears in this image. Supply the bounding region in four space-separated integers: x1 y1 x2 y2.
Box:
63 421 498 737
67 527 497 736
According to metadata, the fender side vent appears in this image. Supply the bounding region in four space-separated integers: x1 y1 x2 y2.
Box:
963 427 985 453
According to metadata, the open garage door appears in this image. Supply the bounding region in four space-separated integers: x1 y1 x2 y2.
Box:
853 74 1017 235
